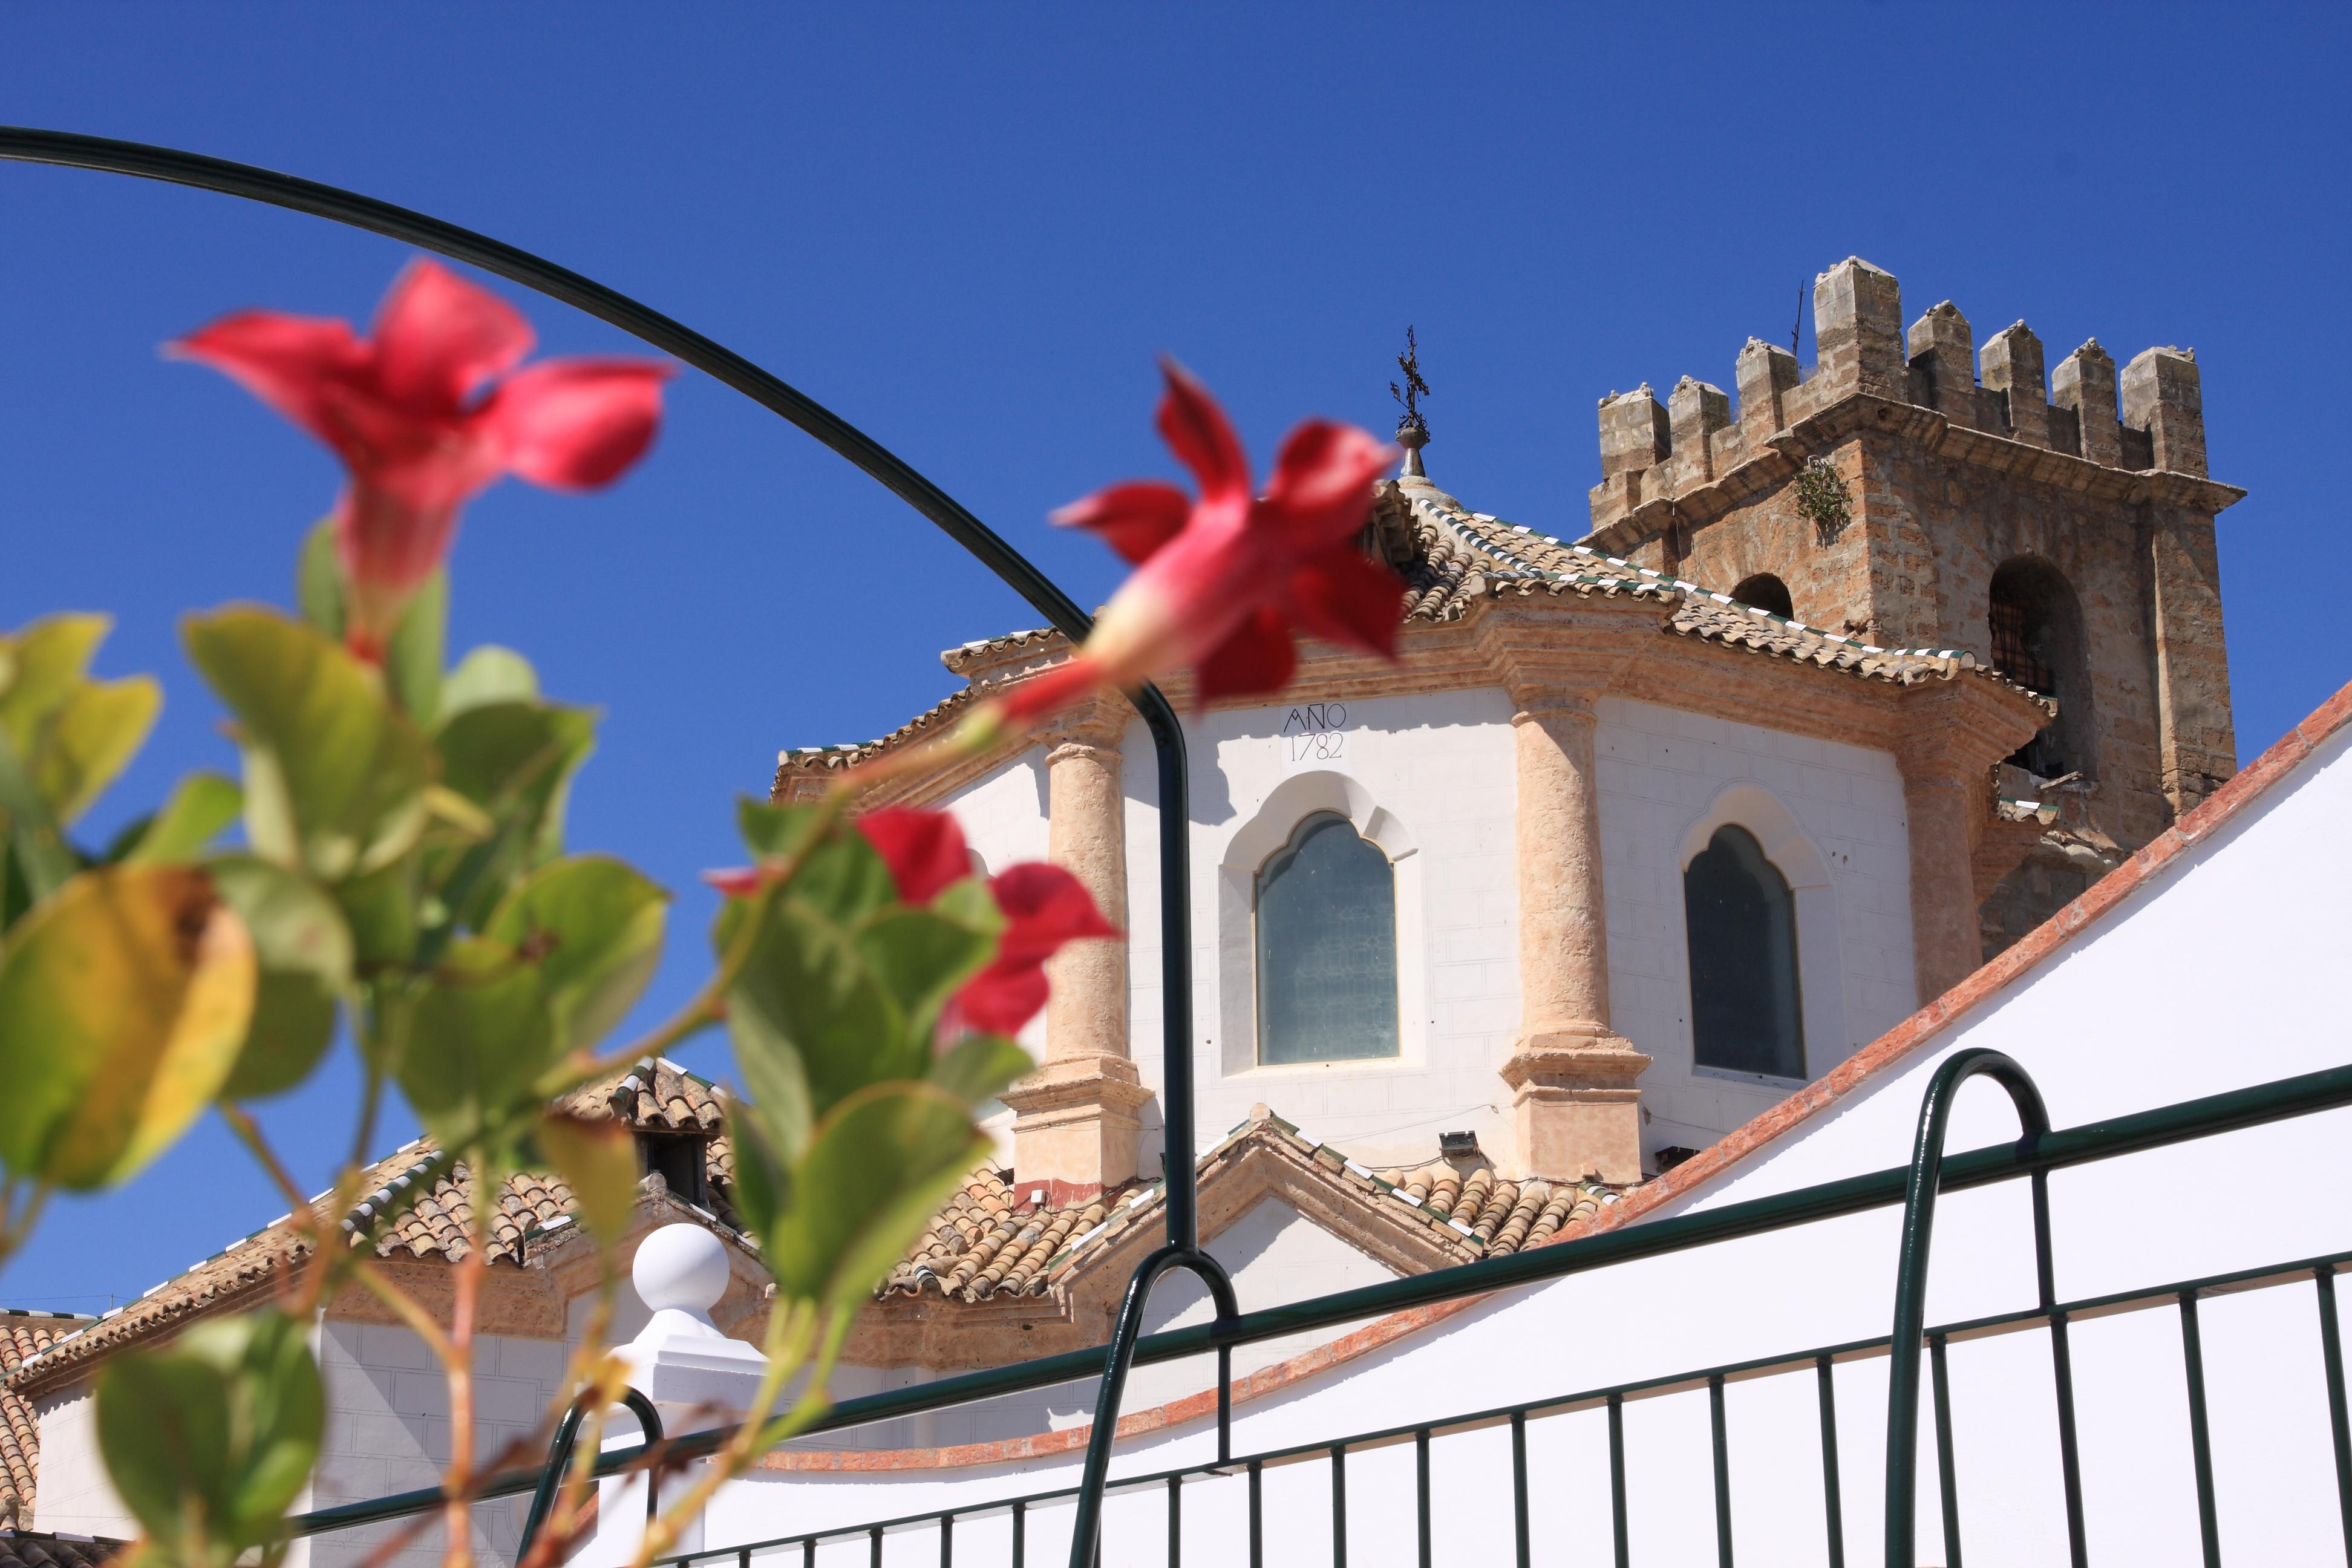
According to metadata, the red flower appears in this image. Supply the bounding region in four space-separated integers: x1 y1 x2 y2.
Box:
953 862 1119 1036
1007 361 1400 721
704 807 1117 1041
172 260 672 660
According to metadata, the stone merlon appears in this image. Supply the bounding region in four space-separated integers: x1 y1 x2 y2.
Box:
1587 258 2220 531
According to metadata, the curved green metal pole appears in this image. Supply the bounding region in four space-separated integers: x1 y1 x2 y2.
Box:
0 123 1238 1556
518 1385 664 1558
1063 1244 1241 1567
1882 1048 2052 1568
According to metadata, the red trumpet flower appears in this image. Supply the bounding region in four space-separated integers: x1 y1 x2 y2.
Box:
172 260 671 660
1005 361 1401 722
704 807 1116 1040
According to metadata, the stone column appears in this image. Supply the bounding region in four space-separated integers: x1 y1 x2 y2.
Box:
1000 699 1151 1201
1498 688 1651 1184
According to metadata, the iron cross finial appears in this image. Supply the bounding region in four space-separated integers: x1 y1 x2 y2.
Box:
1391 325 1431 443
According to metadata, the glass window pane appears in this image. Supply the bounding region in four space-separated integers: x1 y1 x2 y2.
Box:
1255 812 1400 1065
1684 825 1805 1079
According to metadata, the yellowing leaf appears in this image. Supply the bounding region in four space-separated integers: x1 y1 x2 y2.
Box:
33 675 162 825
0 865 257 1188
536 1111 639 1245
0 614 108 757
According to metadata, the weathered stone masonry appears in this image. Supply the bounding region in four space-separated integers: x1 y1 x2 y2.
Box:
1580 256 2243 960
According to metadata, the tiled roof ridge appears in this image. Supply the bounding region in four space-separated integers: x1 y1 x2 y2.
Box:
0 1529 125 1568
880 1106 1630 1305
775 480 2050 785
1400 491 2053 701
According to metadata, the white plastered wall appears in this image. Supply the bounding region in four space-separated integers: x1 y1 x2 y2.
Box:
1595 696 1917 1160
936 689 1922 1176
1123 688 1523 1172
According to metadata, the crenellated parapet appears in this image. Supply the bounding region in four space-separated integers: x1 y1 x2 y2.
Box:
1587 256 2217 529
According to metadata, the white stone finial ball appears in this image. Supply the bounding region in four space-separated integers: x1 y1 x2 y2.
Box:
633 1224 729 1315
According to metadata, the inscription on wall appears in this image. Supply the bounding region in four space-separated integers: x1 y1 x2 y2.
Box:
1281 701 1349 765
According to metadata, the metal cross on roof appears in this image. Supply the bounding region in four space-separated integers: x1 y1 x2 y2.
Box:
1391 326 1432 476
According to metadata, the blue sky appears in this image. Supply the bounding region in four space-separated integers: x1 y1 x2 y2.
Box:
1 5 2343 1308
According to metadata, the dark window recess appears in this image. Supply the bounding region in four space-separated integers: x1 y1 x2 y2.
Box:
1988 598 2054 694
1987 556 2094 780
1255 812 1400 1065
1684 825 1805 1080
1653 1146 1703 1174
1730 573 1795 619
638 1133 708 1207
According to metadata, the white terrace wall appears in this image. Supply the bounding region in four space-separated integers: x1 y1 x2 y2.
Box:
942 690 1919 1176
664 715 2352 1567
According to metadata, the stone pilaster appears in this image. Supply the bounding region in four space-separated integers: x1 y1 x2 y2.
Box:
1001 698 1151 1201
1499 686 1650 1183
1895 682 2051 1001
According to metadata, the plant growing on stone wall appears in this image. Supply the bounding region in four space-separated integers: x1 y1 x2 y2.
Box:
1792 454 1852 546
0 267 1396 1568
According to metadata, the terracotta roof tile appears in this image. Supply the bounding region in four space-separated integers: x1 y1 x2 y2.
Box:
0 1316 90 1526
772 481 2047 789
879 1109 1628 1304
0 1533 123 1568
7 1060 739 1396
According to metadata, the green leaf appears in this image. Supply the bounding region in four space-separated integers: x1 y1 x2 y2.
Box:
855 903 998 1043
728 997 814 1175
295 519 345 642
333 854 419 971
120 773 244 866
383 569 448 727
207 856 351 1100
484 855 667 1053
183 608 431 883
778 818 897 927
401 935 554 1151
760 1083 988 1307
0 614 108 757
98 1307 323 1564
0 729 74 907
724 1098 792 1246
431 700 596 927
0 865 256 1188
928 1034 1033 1107
724 895 921 1120
535 1110 639 1244
442 645 540 717
736 799 825 860
32 675 162 825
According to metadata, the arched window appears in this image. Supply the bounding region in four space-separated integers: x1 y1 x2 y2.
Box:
1988 557 2094 779
1730 573 1795 619
1684 825 1805 1080
1255 812 1399 1064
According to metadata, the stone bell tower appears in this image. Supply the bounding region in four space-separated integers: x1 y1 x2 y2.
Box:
1581 256 2243 961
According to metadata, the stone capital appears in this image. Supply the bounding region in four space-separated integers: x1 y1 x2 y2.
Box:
1040 693 1129 754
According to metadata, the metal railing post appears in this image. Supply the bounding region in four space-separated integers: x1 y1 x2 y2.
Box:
517 1387 664 1559
2177 1291 2222 1568
1881 1048 2053 1568
1815 1356 1845 1568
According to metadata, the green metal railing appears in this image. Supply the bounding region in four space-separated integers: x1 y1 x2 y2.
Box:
647 1247 2352 1568
286 1057 2352 1566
